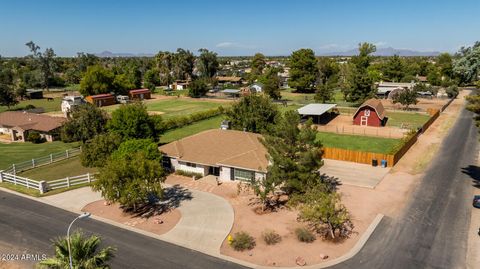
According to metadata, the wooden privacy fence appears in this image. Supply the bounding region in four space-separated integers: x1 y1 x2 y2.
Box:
323 108 441 167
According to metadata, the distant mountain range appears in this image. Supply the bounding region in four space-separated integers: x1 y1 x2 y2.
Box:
94 51 154 57
319 47 442 57
94 47 442 58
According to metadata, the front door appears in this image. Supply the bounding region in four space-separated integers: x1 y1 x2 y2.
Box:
360 116 368 126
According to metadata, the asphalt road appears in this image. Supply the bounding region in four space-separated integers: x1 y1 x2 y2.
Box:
0 98 477 269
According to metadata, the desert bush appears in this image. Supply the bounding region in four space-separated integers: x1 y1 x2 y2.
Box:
295 227 315 243
231 231 256 251
261 229 281 245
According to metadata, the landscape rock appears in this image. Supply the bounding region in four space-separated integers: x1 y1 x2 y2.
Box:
295 256 306 266
320 253 329 260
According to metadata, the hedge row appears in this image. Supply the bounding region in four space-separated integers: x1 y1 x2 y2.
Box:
162 106 224 131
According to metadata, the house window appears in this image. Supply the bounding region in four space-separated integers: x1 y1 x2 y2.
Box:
234 169 254 181
186 162 196 168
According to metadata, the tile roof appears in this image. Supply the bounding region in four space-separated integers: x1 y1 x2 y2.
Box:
159 129 268 172
0 111 65 132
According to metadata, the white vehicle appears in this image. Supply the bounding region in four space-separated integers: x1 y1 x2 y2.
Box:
61 96 85 115
116 95 130 104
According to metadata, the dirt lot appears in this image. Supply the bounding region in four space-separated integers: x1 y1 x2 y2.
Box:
381 97 450 112
318 114 407 138
82 200 180 235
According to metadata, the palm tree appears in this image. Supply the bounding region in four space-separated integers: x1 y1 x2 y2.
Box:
38 230 116 269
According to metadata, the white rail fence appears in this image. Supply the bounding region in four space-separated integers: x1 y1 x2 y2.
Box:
0 171 96 194
3 147 81 175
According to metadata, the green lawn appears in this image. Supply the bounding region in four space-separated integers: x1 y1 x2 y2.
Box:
0 98 62 113
146 99 227 118
18 157 97 181
316 132 401 154
385 112 430 129
0 142 78 169
281 89 355 107
161 115 224 143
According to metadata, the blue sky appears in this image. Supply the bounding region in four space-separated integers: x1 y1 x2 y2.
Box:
1 0 479 56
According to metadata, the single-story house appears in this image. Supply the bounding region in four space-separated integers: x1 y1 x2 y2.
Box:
250 82 264 93
85 93 116 107
353 99 386 127
216 76 244 86
376 81 415 99
0 111 65 142
159 129 268 182
297 103 337 124
169 80 190 90
129 89 151 100
26 89 43 99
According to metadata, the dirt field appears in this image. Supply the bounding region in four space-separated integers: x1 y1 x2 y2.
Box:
318 114 407 138
381 97 450 112
82 200 180 235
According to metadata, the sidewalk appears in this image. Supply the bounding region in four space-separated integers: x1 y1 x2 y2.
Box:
40 187 102 212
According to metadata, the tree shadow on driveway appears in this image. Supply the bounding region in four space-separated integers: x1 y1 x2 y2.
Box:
125 184 193 218
461 165 480 188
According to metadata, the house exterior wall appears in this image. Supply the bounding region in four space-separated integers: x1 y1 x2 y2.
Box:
219 166 232 181
0 127 10 134
175 160 207 176
353 107 381 127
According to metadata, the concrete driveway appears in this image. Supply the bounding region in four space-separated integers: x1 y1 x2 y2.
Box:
40 186 102 211
160 187 234 255
320 159 390 188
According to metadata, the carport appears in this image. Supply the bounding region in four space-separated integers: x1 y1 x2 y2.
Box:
298 103 337 124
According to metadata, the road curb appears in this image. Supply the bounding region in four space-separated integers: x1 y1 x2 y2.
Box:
0 186 384 268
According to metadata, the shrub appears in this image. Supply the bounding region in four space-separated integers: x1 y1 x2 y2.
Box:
295 227 315 243
261 229 281 245
174 170 203 180
161 107 224 131
231 232 256 251
27 131 46 144
25 104 36 110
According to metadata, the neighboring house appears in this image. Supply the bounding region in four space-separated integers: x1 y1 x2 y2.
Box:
216 76 244 86
298 103 337 124
169 80 190 90
0 111 65 142
129 89 151 100
159 129 268 182
25 89 43 99
85 93 116 107
61 96 85 115
376 81 415 99
249 82 264 93
221 89 241 98
353 99 386 127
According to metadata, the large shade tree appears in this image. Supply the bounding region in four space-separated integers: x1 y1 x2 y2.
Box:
61 104 109 143
288 49 318 93
225 94 278 133
25 41 57 91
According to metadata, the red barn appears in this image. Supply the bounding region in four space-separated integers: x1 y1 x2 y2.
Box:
353 99 386 127
129 89 151 100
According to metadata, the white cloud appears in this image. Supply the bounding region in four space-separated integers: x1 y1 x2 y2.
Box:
215 42 255 49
